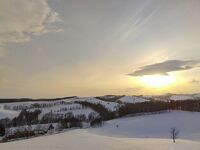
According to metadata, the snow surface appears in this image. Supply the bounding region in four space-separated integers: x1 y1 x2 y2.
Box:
0 94 199 120
0 130 200 150
89 111 200 140
194 94 200 98
0 100 98 120
73 97 120 111
0 96 120 120
0 109 19 119
118 96 150 103
1 111 200 150
170 95 195 101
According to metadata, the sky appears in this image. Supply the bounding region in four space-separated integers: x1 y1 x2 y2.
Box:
0 0 200 98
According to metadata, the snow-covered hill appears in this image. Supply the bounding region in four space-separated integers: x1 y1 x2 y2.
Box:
0 96 200 150
0 111 200 150
0 98 99 120
0 94 199 120
89 111 200 140
144 93 200 101
170 95 195 101
1 130 199 150
194 94 200 98
118 96 149 104
73 97 119 111
0 96 148 120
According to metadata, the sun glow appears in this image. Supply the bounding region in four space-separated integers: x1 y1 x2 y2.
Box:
141 75 175 88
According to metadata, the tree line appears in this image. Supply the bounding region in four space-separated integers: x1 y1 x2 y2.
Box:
118 100 200 117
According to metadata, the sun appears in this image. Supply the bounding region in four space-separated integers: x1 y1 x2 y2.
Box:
140 75 175 88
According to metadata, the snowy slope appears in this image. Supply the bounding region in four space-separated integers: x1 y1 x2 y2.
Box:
0 109 19 119
194 94 200 98
73 97 120 111
89 111 200 140
118 96 149 104
0 125 200 150
34 103 97 120
170 95 195 101
0 99 98 120
0 96 121 120
1 111 200 150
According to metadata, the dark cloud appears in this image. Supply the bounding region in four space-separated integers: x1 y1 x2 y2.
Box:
129 59 200 76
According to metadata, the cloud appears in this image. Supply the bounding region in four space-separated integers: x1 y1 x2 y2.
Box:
0 0 62 44
189 79 200 84
0 66 7 85
129 59 200 76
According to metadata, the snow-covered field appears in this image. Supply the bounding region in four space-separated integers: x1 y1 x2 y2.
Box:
89 111 200 140
0 111 200 150
1 129 200 150
0 95 200 150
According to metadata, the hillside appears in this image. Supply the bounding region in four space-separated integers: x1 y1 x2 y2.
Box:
0 93 199 120
0 94 199 143
1 111 200 150
0 95 151 120
89 111 200 140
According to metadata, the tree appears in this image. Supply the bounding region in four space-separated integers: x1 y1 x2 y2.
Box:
0 124 5 136
170 127 179 143
48 124 54 131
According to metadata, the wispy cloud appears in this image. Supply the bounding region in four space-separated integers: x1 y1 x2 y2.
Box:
0 0 62 45
129 59 200 76
119 1 160 42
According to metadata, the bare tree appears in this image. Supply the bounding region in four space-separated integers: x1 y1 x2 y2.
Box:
170 127 179 143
